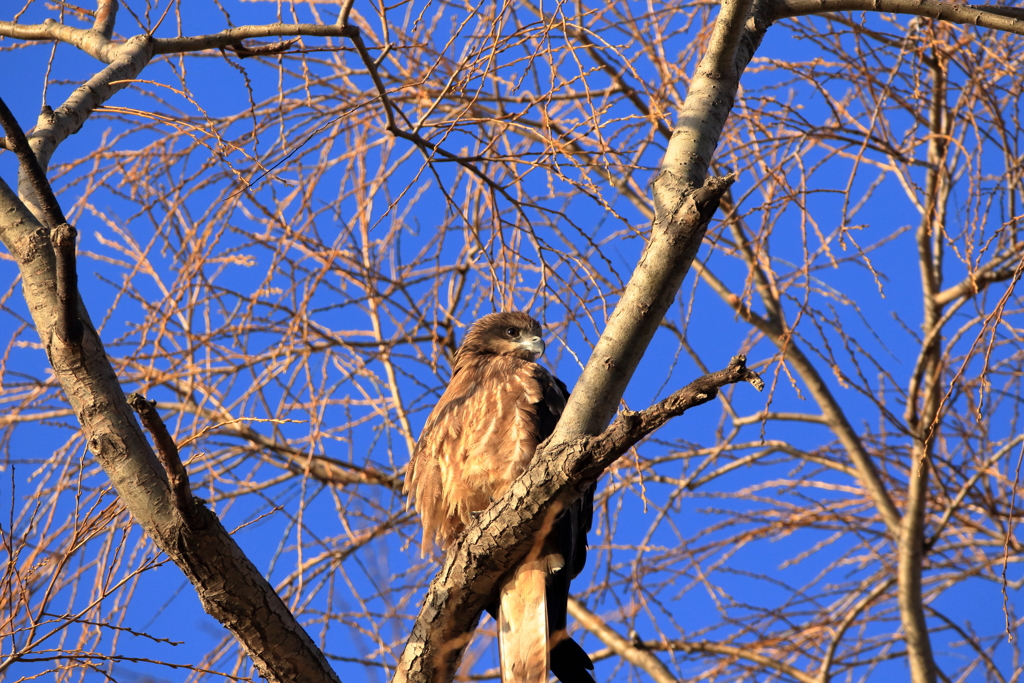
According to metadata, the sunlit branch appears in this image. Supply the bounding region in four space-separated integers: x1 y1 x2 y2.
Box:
898 46 949 683
549 0 763 444
935 245 1024 305
151 23 358 54
156 400 400 488
774 0 1024 35
817 578 896 683
566 598 678 683
0 18 119 62
927 435 1024 549
570 599 819 683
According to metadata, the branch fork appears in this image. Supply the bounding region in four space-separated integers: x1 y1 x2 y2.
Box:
0 96 84 347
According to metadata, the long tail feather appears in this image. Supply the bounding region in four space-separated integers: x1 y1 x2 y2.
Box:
550 637 596 683
499 557 549 683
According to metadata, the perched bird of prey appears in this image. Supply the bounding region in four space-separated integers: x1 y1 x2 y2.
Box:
405 311 596 683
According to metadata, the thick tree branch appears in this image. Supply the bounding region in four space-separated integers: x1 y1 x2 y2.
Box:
0 179 340 683
26 34 154 181
0 95 67 228
0 19 357 61
225 38 299 58
153 23 358 54
0 17 119 62
898 46 949 683
0 96 83 345
395 356 762 683
93 0 117 39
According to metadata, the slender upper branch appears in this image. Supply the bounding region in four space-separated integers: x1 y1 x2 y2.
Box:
152 23 358 54
774 0 1024 35
693 248 903 539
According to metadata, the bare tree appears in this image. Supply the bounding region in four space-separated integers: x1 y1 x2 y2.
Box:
2 1 1024 683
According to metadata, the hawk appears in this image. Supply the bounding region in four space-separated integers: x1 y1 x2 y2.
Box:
405 311 596 683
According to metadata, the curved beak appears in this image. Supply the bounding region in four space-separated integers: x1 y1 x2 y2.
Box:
519 335 545 359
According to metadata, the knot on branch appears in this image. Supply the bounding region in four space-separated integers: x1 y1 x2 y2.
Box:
652 171 736 240
727 353 764 391
225 38 299 58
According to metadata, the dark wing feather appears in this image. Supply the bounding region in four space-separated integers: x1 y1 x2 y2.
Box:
533 371 596 683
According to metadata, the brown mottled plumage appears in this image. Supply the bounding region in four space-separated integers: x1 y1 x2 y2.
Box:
406 311 595 683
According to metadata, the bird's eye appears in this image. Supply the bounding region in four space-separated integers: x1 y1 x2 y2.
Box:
505 327 518 337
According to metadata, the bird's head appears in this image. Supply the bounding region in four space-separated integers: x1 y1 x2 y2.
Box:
456 311 547 363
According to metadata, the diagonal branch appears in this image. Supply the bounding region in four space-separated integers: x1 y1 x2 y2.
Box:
0 176 341 683
566 598 678 683
0 16 119 62
94 0 117 39
0 97 82 345
693 258 903 539
0 95 67 228
395 357 763 683
548 0 763 443
128 394 197 526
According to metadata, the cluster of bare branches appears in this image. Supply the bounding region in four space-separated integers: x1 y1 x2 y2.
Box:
2 0 1024 682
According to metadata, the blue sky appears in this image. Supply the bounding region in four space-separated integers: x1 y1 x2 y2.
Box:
2 1 1023 682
